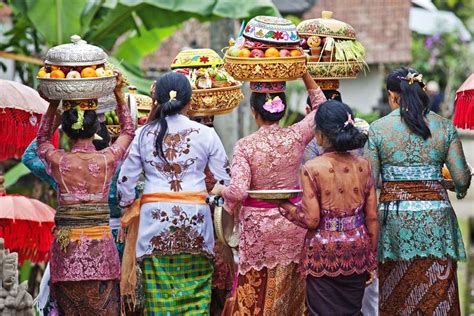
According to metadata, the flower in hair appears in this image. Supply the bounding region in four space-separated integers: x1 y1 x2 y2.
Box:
398 73 425 86
169 90 177 101
263 96 285 113
343 113 355 128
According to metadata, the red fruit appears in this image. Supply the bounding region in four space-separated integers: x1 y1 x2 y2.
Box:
44 65 52 72
60 66 72 75
74 66 84 73
279 49 291 57
138 117 147 125
250 49 265 58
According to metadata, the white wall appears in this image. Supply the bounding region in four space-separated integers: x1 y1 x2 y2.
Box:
339 65 385 113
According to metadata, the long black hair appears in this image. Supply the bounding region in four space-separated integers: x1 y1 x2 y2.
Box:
250 92 287 122
387 67 431 139
315 100 367 152
62 109 100 140
151 72 192 161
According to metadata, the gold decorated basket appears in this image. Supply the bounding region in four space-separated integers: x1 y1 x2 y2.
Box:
189 83 244 116
308 61 363 80
247 189 302 200
223 55 307 82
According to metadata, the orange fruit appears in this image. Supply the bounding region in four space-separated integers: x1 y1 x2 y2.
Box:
290 49 303 57
81 67 97 78
50 65 60 71
91 65 97 69
265 47 280 58
50 69 65 78
238 48 251 58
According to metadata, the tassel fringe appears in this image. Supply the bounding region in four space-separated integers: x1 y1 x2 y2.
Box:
453 91 474 130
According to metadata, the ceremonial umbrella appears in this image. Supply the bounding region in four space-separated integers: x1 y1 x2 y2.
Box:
0 79 58 160
453 74 474 130
0 177 55 264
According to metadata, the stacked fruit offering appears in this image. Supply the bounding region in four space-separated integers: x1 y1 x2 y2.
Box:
37 35 116 101
223 16 307 83
170 49 243 116
297 11 366 80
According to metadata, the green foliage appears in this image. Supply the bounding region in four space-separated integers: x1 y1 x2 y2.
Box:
354 111 380 124
4 163 31 189
432 0 474 23
411 32 473 93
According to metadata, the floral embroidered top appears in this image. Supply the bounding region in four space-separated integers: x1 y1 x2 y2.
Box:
366 109 471 262
118 114 230 260
282 151 378 277
36 99 134 283
222 88 326 274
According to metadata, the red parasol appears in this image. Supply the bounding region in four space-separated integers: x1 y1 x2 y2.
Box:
453 74 474 130
0 177 55 264
0 79 59 160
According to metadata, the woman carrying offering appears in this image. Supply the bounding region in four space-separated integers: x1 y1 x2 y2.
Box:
366 67 471 315
212 72 326 315
278 100 378 315
36 73 134 315
117 72 230 315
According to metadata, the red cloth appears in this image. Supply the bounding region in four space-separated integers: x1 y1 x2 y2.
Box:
0 108 59 159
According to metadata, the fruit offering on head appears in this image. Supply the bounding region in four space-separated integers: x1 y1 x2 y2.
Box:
238 48 251 58
81 67 97 78
264 47 280 58
307 36 322 48
250 49 265 58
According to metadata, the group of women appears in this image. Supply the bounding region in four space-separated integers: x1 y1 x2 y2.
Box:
28 65 471 316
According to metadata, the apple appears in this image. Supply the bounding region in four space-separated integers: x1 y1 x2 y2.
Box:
250 49 264 58
279 49 291 57
227 47 240 57
138 117 147 125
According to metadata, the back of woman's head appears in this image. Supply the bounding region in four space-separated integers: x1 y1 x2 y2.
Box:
151 72 193 161
250 92 287 122
62 109 100 140
315 100 368 152
386 67 431 139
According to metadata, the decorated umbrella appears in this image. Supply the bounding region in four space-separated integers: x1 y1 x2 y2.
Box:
0 79 59 160
453 74 474 130
0 176 55 264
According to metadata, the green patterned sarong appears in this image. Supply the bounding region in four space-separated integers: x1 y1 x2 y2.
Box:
142 254 213 316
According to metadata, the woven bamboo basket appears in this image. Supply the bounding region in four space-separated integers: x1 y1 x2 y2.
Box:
307 60 363 80
189 83 243 116
223 55 307 82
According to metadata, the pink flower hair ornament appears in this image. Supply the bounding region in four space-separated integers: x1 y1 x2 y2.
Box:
263 96 285 113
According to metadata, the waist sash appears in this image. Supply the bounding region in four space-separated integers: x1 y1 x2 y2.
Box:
243 196 301 209
319 212 365 232
55 203 110 227
140 192 207 205
380 181 447 202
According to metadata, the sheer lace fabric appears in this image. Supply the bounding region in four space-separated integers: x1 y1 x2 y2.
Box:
222 88 326 274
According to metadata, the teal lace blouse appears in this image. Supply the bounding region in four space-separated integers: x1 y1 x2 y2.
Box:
366 109 471 262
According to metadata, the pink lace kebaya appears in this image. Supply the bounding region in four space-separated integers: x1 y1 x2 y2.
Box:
222 88 326 274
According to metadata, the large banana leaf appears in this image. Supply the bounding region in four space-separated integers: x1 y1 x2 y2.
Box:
4 163 31 189
114 25 178 68
109 56 154 94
